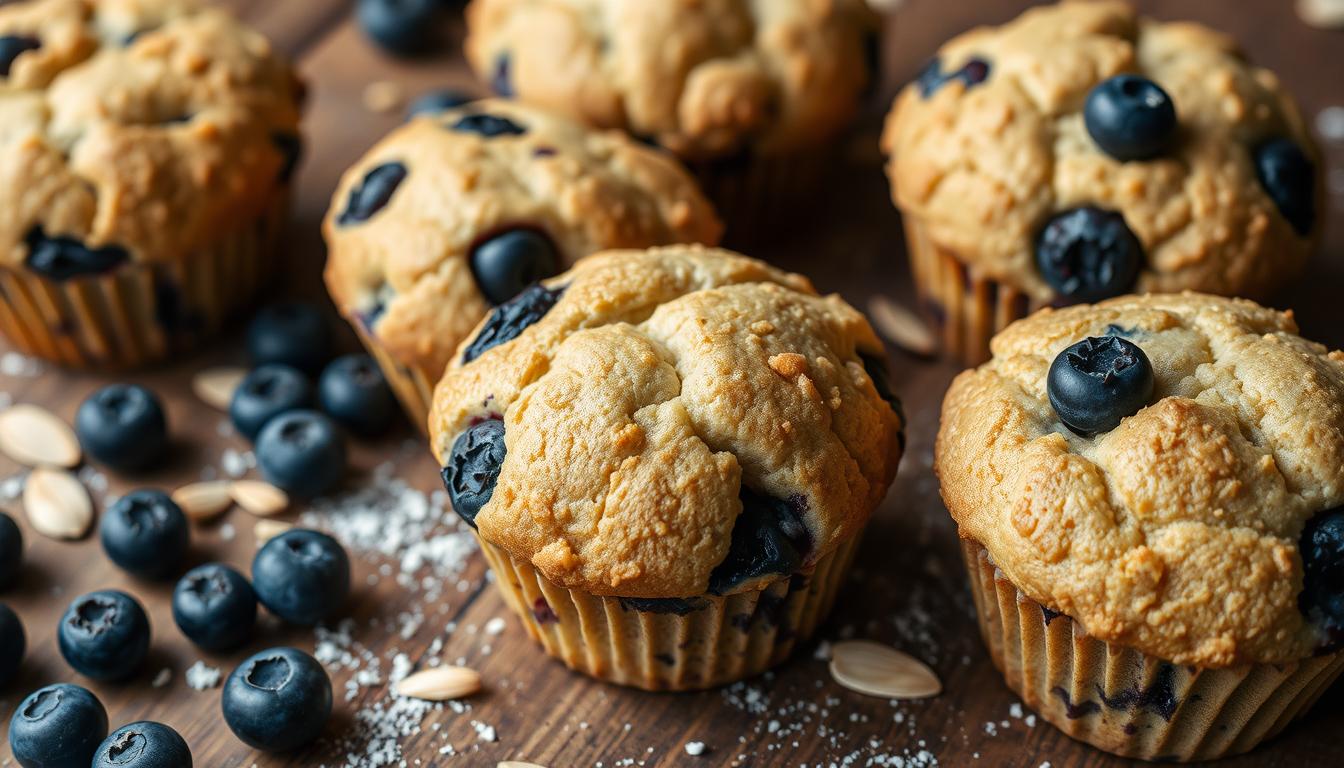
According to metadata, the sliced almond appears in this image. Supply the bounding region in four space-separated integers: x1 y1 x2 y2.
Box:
23 467 93 540
867 296 936 358
192 366 248 411
394 666 482 701
1299 0 1344 28
230 480 289 517
0 404 81 469
829 640 941 700
363 80 404 114
253 519 292 544
172 481 235 522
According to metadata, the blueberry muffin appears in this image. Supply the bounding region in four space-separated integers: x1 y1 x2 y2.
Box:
463 0 879 229
937 292 1344 760
323 100 722 430
882 0 1320 365
0 0 303 369
429 246 904 690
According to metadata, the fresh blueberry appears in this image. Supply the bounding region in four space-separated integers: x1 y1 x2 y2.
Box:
1048 335 1154 436
406 88 473 119
222 647 332 751
469 229 559 305
92 722 191 768
461 282 564 363
0 603 23 687
255 410 346 498
0 35 40 77
271 132 303 184
251 529 350 625
491 53 513 98
441 418 506 527
450 113 527 138
57 590 150 681
172 563 256 652
229 364 313 442
1254 138 1316 236
1299 508 1344 643
337 161 407 226
24 227 129 281
0 511 21 590
708 489 812 594
8 683 108 768
318 354 397 437
75 384 168 473
357 0 443 56
100 490 189 580
915 56 991 98
1084 75 1177 162
1035 206 1143 303
246 303 331 374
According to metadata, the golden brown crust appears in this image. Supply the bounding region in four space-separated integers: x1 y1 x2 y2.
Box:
429 246 904 598
882 0 1320 302
936 292 1344 666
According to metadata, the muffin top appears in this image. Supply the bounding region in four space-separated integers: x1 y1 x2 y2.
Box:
323 99 722 386
463 0 878 160
937 292 1344 667
882 0 1319 305
430 246 904 598
0 0 302 274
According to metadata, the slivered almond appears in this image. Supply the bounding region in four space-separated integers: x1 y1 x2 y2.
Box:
1299 0 1344 28
253 519 292 544
172 481 234 522
867 295 936 358
23 468 93 540
192 366 247 411
0 404 81 468
394 666 482 701
829 640 941 700
230 480 288 517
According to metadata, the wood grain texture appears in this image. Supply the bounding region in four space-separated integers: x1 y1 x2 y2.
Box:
1 1 1342 766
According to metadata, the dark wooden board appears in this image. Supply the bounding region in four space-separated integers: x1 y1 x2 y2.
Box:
1 1 1342 766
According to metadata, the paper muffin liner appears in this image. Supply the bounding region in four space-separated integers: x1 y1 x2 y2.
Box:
691 149 830 242
961 539 1344 761
0 192 290 370
902 218 1043 367
349 320 438 435
479 533 861 691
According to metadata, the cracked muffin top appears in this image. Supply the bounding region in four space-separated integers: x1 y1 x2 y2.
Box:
882 0 1319 306
463 0 878 160
429 246 904 598
937 292 1344 667
323 99 722 389
0 0 302 272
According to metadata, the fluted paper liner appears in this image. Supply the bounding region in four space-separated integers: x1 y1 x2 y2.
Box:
962 539 1344 761
480 534 860 691
351 320 437 435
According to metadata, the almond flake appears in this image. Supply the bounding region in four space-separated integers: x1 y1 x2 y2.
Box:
230 480 288 517
394 666 482 701
1299 0 1344 28
829 640 941 700
0 404 80 468
192 367 247 411
23 467 93 540
253 519 292 544
172 481 234 522
867 295 936 358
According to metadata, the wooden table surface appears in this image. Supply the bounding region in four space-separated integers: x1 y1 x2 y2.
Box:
2 1 1343 766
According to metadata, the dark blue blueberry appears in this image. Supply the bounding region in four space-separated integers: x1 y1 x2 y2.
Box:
255 410 347 498
1047 335 1154 436
172 563 256 652
24 227 128 281
461 282 564 363
0 602 23 687
92 722 191 768
8 683 108 768
915 56 991 98
441 418 506 527
246 303 331 374
100 490 189 580
0 511 21 590
222 647 332 752
450 113 527 138
708 490 813 595
406 88 473 120
57 590 150 681
1254 138 1316 236
271 133 302 183
229 364 313 442
0 35 39 77
337 161 408 226
75 384 167 474
1084 75 1177 162
469 229 559 305
357 0 443 56
491 53 513 98
1035 207 1143 303
1300 508 1344 644
318 354 396 437
251 529 350 626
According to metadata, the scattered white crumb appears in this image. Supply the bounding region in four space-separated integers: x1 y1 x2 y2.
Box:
185 661 221 691
151 668 172 688
472 721 497 743
484 617 506 636
1318 105 1344 142
219 523 236 541
685 741 706 756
